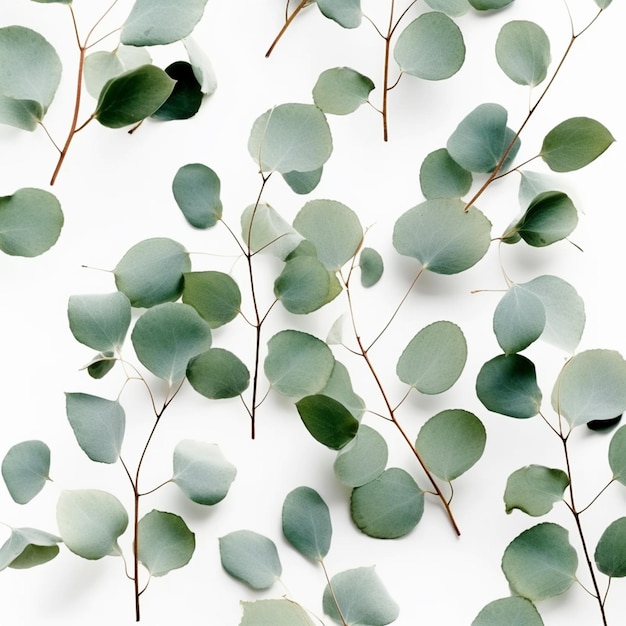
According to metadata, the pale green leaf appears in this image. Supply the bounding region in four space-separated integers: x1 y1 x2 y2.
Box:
595 517 626 577
65 393 125 464
420 148 472 199
496 21 550 86
0 528 61 572
415 409 486 481
334 425 388 487
541 117 614 172
504 465 569 516
131 303 212 383
320 361 365 420
476 354 542 418
518 171 553 209
84 51 124 99
393 198 491 274
282 167 324 195
241 203 303 259
173 163 222 229
274 256 331 314
114 237 190 308
0 98 43 132
471 597 544 626
220 530 281 590
609 426 626 485
394 12 465 80
0 188 63 257
424 0 471 17
502 523 578 601
2 441 50 504
239 599 315 625
322 566 399 626
317 0 362 28
595 0 612 7
296 395 359 450
359 247 384 287
183 271 241 328
57 489 128 560
183 36 217 95
312 67 374 114
551 350 626 428
187 348 250 399
172 440 236 505
351 468 424 538
138 510 194 576
469 0 514 9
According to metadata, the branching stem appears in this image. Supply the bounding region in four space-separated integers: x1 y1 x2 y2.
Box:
265 0 310 58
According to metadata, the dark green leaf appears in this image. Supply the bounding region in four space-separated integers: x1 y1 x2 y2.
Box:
187 348 250 399
468 0 514 9
151 61 203 120
296 395 359 450
182 271 240 328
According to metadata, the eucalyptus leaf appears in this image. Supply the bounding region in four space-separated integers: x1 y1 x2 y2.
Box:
594 517 626 577
219 530 282 590
320 360 366 420
504 465 569 516
131 303 212 383
334 425 388 487
594 0 612 7
1 441 50 505
87 353 116 379
151 61 203 121
0 528 61 572
239 599 315 625
182 271 240 328
65 393 125 464
322 566 400 626
84 51 124 99
173 163 222 229
425 0 471 17
468 0 514 8
317 0 362 28
419 148 472 199
394 12 465 80
609 425 626 485
393 198 491 274
274 256 331 314
282 168 324 195
518 171 553 209
57 489 128 560
351 468 424 538
296 395 359 450
172 440 237 505
471 597 544 626
187 348 250 399
476 354 542 418
495 21 550 86
312 67 374 114
241 203 303 259
0 188 63 257
114 237 190 308
502 523 578 601
138 510 195 577
359 247 384 287
183 36 217 95
415 409 486 481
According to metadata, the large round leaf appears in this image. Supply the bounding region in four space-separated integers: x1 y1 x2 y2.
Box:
0 528 61 572
312 67 374 115
173 164 222 229
504 465 569 517
420 148 472 199
495 21 550 86
296 395 359 450
595 517 626 578
471 597 544 626
182 271 241 328
1 441 50 504
334 425 388 487
187 348 250 399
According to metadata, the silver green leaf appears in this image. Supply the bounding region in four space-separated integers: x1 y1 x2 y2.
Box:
0 528 61 572
504 465 569 516
183 36 217 95
334 425 388 487
183 271 241 328
425 0 471 16
320 360 366 420
241 203 303 259
274 256 331 314
595 0 612 7
187 348 250 399
312 67 374 114
296 395 359 450
471 597 544 626
239 599 315 625
2 440 50 504
282 167 324 195
609 425 626 485
172 163 222 229
84 47 152 99
419 148 472 199
317 0 362 28
359 247 384 287
595 517 626 577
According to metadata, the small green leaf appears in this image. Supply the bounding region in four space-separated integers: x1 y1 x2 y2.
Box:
173 163 222 229
138 510 194 577
551 350 626 428
114 237 190 308
595 0 612 7
476 354 542 418
425 0 471 17
2 441 50 504
68 292 131 352
282 486 332 561
359 247 384 287
274 256 331 314
469 0 514 9
312 67 374 114
609 425 626 485
504 465 569 516
87 353 116 379
496 21 550 86
151 61 203 120
121 0 208 46
183 36 217 95
183 271 241 328
0 188 63 257
282 168 324 195
420 148 473 199
241 203 303 259
334 425 388 487
0 528 61 572
541 117 615 172
219 530 282 590
502 523 578 601
187 348 250 399
471 597 544 626
322 566 399 626
296 395 359 450
351 468 424 538
131 303 212 383
239 599 315 625
415 409 486 481
65 393 125 464
595 517 626 577
57 489 128 560
394 12 465 80
317 0 362 28
172 440 236 505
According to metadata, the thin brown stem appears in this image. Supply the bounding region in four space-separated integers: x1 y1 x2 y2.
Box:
381 0 396 142
265 0 309 58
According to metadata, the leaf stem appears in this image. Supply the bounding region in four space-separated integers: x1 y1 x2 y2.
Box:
265 0 310 58
320 559 349 626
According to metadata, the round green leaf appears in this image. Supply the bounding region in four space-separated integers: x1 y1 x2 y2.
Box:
282 167 324 195
68 292 131 352
57 489 128 560
84 51 124 99
595 517 626 577
359 247 384 287
334 425 388 487
504 465 569 516
425 0 471 17
541 117 615 172
476 354 542 418
493 285 546 354
394 12 465 80
240 599 315 625
609 425 626 485
87 353 116 379
317 0 362 28
248 103 332 174
320 360 366 420
595 0 612 7
264 330 335 398
65 393 125 464
397 320 467 393
219 530 282 590
282 486 332 561
496 21 550 86
1 441 50 505
152 61 203 120
172 163 222 229
0 528 61 572
121 0 208 46
447 103 521 173
138 510 195 577
312 67 374 115
419 148 473 199
182 271 240 328
393 198 491 274
551 350 626 428
131 303 212 383
0 188 63 257
241 203 303 259
471 597 544 626
114 238 191 308
351 468 424 538
172 440 237 505
296 395 359 450
322 566 399 626
187 348 250 399
502 523 578 601
415 409 486 481
469 0 514 9
274 256 331 314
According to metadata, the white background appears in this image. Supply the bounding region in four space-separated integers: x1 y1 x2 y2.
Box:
1 0 626 624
